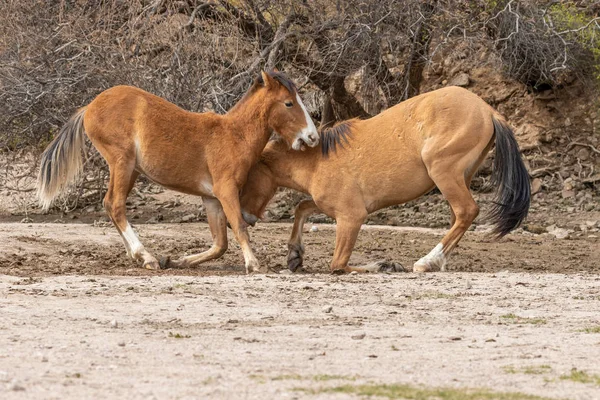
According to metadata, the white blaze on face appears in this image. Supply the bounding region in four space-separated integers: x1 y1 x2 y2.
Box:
292 93 319 151
416 243 447 271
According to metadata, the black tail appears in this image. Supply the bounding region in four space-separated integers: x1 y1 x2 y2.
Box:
487 117 531 236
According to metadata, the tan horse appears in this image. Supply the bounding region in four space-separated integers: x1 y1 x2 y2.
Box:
240 86 530 273
37 71 318 273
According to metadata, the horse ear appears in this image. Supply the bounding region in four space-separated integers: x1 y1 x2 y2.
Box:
260 71 275 90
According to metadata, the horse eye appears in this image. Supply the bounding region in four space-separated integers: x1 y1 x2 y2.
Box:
284 101 293 108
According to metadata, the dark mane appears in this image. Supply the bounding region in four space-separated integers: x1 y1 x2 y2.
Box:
257 70 297 94
320 120 355 157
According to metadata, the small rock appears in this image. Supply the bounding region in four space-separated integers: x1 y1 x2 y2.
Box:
117 341 126 347
535 89 556 100
449 72 470 87
561 189 575 199
351 333 366 340
9 381 25 391
564 117 572 127
110 320 118 328
546 225 570 239
323 305 333 313
531 178 542 195
465 280 472 290
350 271 358 275
146 215 163 224
523 224 545 234
20 217 33 223
279 269 292 275
41 355 48 363
563 179 574 190
181 214 196 223
309 225 319 233
576 148 590 161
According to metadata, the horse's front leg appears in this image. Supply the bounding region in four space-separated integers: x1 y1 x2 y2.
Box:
162 197 228 268
287 199 320 272
214 183 264 274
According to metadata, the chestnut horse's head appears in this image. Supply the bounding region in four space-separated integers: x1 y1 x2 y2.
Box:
256 71 319 150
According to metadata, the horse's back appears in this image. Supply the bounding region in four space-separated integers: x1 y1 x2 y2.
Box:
82 85 218 193
326 86 496 210
85 86 191 133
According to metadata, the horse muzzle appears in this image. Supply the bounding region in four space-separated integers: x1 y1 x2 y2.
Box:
241 210 258 227
292 132 319 151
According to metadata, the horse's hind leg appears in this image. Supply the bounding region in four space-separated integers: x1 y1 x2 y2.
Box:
104 160 159 269
287 199 320 272
329 217 404 273
414 173 479 272
165 197 228 268
326 209 373 273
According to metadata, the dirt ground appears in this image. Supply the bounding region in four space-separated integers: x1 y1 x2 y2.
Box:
1 219 600 400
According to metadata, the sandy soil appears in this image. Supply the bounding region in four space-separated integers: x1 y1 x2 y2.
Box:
0 221 598 276
1 221 600 400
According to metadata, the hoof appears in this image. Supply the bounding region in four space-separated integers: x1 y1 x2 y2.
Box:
160 257 189 269
158 256 171 270
287 244 304 272
376 261 406 273
246 259 266 274
331 268 346 275
413 262 440 273
144 260 162 270
287 251 303 272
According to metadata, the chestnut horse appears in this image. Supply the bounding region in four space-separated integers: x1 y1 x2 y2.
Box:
240 86 530 273
37 71 318 273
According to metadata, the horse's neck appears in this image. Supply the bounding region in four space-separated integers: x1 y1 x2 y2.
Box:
265 148 318 194
224 100 271 160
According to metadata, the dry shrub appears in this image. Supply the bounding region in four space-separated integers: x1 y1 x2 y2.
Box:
0 0 598 211
488 0 600 88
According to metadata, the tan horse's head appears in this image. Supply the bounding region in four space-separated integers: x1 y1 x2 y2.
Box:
256 71 319 150
239 162 277 226
239 140 288 225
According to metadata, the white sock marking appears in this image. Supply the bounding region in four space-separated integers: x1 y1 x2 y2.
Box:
123 224 144 258
416 243 447 271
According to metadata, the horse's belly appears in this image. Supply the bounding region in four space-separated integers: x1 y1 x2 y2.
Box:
136 159 213 197
360 161 434 213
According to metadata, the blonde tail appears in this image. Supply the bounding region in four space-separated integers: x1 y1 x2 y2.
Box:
36 107 87 211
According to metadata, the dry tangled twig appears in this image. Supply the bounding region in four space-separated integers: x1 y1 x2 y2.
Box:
1 0 598 211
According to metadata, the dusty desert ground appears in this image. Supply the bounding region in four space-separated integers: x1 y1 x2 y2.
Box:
0 219 600 400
